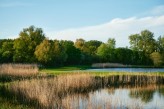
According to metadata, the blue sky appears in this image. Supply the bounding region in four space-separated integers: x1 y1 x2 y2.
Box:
0 0 164 47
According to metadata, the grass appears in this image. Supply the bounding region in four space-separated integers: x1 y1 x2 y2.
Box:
0 64 164 108
40 65 90 75
40 67 164 76
4 73 164 108
0 64 38 77
7 74 95 108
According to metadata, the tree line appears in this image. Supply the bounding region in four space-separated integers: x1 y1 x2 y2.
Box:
0 26 164 67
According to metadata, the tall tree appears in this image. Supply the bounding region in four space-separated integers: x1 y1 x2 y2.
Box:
0 40 14 63
35 39 53 64
61 40 81 65
140 30 156 54
97 38 116 62
157 36 164 53
107 38 116 49
150 52 163 67
52 40 67 65
129 30 156 54
96 43 109 62
74 38 86 51
129 34 140 51
85 40 102 55
13 26 45 62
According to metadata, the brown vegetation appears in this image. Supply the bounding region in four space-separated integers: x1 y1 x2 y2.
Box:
5 74 164 108
0 64 38 77
92 63 131 68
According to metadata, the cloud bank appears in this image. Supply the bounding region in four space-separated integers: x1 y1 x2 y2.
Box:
47 15 164 47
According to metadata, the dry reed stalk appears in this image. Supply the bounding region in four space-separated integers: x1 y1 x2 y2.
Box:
0 64 38 76
10 74 94 108
8 74 164 108
92 63 129 68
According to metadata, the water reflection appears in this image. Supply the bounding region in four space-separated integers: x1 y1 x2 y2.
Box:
87 68 164 72
61 85 164 109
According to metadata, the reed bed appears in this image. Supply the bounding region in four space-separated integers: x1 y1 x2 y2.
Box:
92 63 130 68
9 74 95 108
4 73 164 108
0 64 38 77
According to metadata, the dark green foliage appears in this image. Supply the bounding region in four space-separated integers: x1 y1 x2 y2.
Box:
0 39 14 63
61 40 81 65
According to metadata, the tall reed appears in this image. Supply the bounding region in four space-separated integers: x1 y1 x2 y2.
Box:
0 64 38 77
6 74 164 108
9 74 94 108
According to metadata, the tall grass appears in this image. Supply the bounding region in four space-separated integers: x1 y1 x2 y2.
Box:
0 64 38 77
5 73 164 108
9 74 94 108
92 63 130 68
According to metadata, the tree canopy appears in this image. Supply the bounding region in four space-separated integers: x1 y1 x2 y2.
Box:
0 26 163 67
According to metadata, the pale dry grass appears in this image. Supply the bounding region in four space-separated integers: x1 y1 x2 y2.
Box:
0 64 38 76
7 74 164 108
92 63 130 68
10 74 94 108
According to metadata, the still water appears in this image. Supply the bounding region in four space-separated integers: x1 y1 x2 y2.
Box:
86 68 164 72
62 85 164 109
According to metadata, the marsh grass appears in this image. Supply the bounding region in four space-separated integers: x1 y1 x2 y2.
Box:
0 64 39 82
0 64 38 76
3 73 164 109
8 74 95 108
92 63 129 68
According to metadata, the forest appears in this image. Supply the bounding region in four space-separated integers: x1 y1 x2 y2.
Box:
0 26 164 67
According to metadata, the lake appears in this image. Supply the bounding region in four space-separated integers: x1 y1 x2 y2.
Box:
62 85 164 109
86 68 164 72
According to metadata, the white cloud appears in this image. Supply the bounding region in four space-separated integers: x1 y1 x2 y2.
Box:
47 15 164 47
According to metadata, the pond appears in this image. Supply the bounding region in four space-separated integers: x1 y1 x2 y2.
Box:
62 85 164 109
86 68 164 72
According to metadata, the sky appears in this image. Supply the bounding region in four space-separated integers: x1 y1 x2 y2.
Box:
0 0 164 47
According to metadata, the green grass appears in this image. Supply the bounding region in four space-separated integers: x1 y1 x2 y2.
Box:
40 65 91 74
40 66 164 76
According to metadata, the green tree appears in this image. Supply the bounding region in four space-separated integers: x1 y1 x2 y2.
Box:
13 35 31 62
13 26 45 62
1 40 14 62
35 39 53 64
140 30 156 54
115 48 133 64
74 38 86 51
61 40 81 65
52 40 67 65
35 39 67 66
129 30 156 54
129 34 140 51
85 40 102 55
157 36 164 53
74 38 92 64
96 43 108 62
107 38 116 49
97 38 116 63
150 52 163 67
